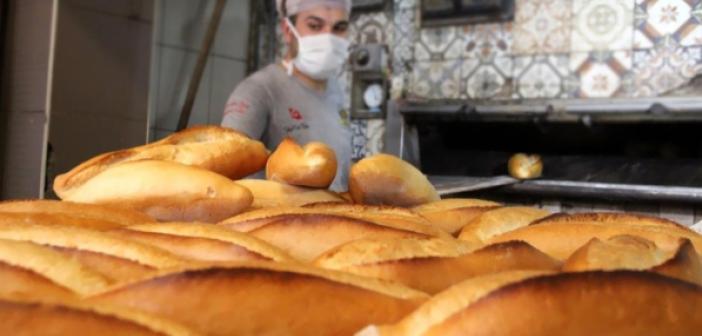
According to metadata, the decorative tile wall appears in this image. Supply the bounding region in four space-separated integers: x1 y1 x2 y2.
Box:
632 40 702 96
571 0 634 51
513 54 571 98
513 0 573 54
271 0 702 159
635 0 702 48
570 51 633 97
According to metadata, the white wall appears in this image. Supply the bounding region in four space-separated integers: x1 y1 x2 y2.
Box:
1 0 56 199
149 0 250 141
46 0 154 199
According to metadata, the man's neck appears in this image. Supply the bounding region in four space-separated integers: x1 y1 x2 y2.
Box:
282 58 328 92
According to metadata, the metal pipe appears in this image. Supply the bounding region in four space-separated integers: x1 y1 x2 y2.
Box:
177 0 227 131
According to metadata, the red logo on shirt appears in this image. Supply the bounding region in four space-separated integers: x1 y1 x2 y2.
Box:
224 99 250 116
288 107 303 120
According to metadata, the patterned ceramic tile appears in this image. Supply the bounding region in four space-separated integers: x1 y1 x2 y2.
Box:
409 59 462 99
393 6 418 73
461 23 513 62
513 54 571 98
352 11 395 45
365 119 386 155
395 0 417 9
513 0 573 54
635 0 702 48
462 57 514 99
571 0 634 51
350 119 368 160
570 51 633 97
632 40 702 96
414 26 464 61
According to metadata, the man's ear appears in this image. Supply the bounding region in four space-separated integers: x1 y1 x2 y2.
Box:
281 19 294 44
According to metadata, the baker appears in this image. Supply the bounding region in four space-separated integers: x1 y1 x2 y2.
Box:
221 0 352 191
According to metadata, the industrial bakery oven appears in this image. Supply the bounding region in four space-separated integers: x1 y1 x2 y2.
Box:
386 96 702 209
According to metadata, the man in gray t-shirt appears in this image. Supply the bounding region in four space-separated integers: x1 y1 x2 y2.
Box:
221 0 352 191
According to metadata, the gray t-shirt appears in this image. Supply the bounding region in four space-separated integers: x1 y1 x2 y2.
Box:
221 63 352 191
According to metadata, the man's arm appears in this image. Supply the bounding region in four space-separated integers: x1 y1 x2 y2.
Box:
221 80 270 139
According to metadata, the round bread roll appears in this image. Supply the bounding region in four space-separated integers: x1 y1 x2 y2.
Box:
314 238 560 294
0 297 200 336
361 270 702 336
54 126 268 197
266 138 337 188
90 261 428 336
57 160 253 223
349 154 440 207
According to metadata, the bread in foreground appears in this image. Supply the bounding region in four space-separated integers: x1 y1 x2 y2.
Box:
90 261 429 336
0 199 154 228
112 222 295 263
315 238 560 294
235 179 344 209
458 206 551 243
412 199 503 235
0 296 201 336
361 270 702 336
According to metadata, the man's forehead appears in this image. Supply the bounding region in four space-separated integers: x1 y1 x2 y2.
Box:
297 8 349 23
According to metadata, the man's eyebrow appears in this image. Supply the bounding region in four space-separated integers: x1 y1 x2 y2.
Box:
333 20 350 27
304 15 325 24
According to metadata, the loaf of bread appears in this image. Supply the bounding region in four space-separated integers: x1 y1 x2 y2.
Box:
90 261 429 336
235 179 344 209
458 206 551 243
0 212 126 231
483 216 702 259
0 224 186 282
56 160 253 223
563 235 702 285
0 297 200 336
349 154 440 206
533 212 691 230
266 137 337 188
411 199 502 234
222 213 448 261
361 270 702 336
315 238 560 294
54 126 268 197
0 239 111 299
112 222 294 263
0 199 154 227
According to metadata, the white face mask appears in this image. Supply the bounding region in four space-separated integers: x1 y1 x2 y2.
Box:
285 18 350 80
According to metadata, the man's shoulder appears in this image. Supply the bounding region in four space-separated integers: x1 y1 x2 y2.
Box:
243 63 285 88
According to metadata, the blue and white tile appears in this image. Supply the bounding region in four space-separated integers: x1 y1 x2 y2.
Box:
414 26 464 61
350 119 368 160
365 119 385 156
461 22 513 62
352 11 394 45
462 57 514 99
632 40 702 96
410 59 462 99
513 54 571 99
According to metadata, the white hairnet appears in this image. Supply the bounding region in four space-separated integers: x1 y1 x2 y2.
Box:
276 0 351 16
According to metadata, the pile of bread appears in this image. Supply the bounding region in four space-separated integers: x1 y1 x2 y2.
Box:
1 125 701 335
